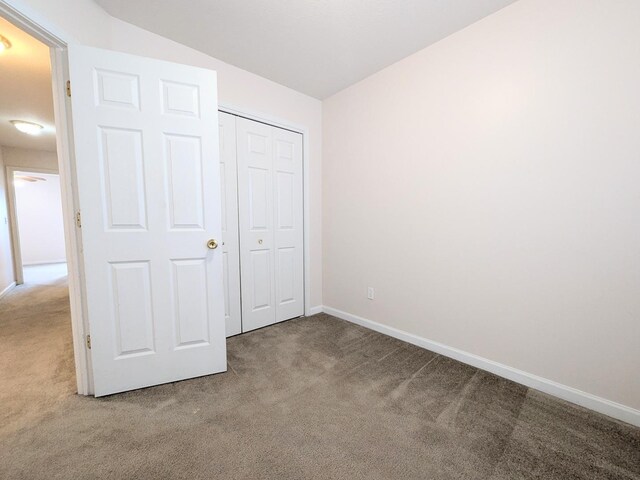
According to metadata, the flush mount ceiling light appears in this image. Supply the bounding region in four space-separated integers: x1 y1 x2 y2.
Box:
15 174 47 184
0 34 11 53
10 120 44 135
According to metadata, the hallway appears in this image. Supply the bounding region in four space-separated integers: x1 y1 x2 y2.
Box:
0 267 76 435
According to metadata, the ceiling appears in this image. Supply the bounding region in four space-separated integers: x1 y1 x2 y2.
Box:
0 17 56 152
95 0 518 99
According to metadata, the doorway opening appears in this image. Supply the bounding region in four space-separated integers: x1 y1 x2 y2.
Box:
0 11 88 418
9 169 67 284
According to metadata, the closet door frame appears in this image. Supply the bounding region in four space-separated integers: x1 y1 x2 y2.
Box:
219 103 312 318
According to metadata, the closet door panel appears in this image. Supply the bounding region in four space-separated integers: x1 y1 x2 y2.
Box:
218 112 242 336
237 118 276 331
273 129 304 321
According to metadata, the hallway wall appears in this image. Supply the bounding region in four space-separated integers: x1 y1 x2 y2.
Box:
0 147 16 295
0 147 60 294
1 146 58 172
14 172 66 265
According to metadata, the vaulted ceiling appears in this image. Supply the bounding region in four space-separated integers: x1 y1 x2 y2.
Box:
95 0 518 99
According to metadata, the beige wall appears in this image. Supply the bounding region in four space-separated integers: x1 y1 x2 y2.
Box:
323 0 640 410
0 147 15 294
14 173 66 265
1 146 58 171
12 0 323 308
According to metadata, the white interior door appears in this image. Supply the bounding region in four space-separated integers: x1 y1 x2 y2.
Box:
218 112 242 336
237 117 304 332
68 45 226 396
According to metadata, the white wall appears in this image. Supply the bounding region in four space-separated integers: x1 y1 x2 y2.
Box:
14 172 65 265
8 0 323 308
323 0 640 412
0 147 15 295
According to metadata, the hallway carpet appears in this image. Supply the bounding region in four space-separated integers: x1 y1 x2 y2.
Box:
1 281 638 479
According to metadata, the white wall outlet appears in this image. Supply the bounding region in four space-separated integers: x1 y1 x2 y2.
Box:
367 287 374 300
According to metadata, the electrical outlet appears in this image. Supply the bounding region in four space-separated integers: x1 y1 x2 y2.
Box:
367 287 374 300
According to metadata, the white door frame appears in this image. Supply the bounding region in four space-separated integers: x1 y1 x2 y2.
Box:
219 103 312 317
5 166 59 283
0 0 92 395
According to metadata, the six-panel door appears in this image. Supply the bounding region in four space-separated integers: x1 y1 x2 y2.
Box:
69 45 227 396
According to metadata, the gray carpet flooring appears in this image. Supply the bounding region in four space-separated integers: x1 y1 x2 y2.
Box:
1 278 639 479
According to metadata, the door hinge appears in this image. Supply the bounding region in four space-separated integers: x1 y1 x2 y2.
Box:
66 80 71 97
86 334 91 349
75 210 81 228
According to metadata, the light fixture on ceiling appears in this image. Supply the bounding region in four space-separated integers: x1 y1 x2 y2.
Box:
10 120 44 135
14 174 47 187
0 34 11 53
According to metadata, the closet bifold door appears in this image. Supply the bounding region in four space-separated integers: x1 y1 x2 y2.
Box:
237 119 276 331
236 117 304 332
272 126 304 323
218 112 242 336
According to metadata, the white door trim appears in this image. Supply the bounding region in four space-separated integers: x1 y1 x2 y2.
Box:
0 0 68 47
5 166 59 285
0 0 92 395
218 103 312 317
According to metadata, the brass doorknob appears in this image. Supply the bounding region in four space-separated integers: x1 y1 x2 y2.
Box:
207 239 218 250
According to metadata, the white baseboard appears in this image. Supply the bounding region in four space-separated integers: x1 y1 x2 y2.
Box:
321 305 640 427
0 281 16 300
307 305 324 316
